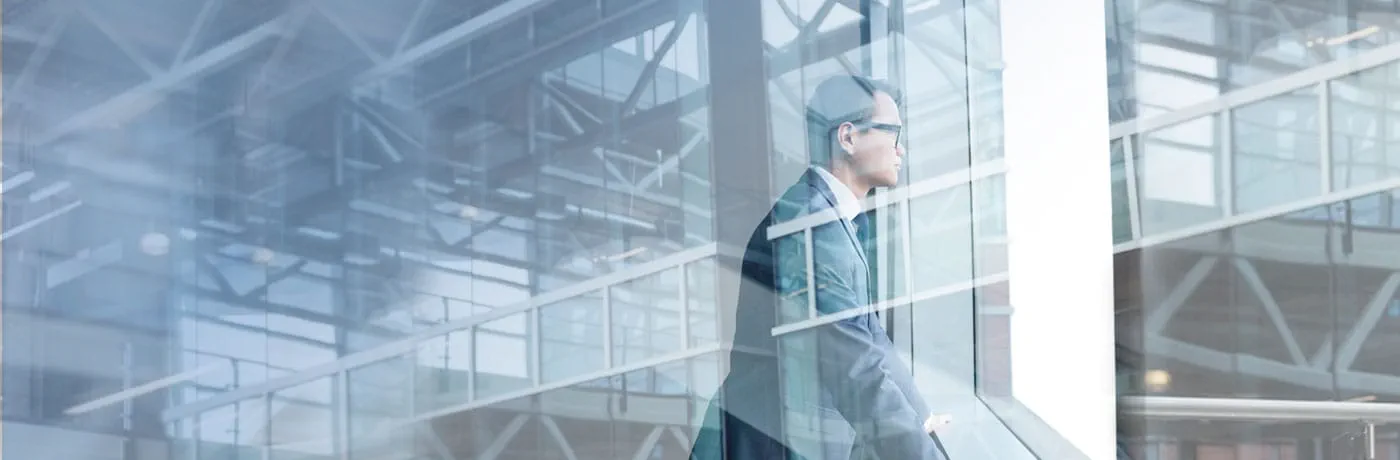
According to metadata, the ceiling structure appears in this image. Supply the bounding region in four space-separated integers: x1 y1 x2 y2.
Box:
1 0 991 451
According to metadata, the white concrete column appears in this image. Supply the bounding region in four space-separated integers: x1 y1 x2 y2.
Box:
1000 1 1117 459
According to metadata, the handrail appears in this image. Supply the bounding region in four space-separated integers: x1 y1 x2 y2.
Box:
1120 396 1400 423
1108 39 1400 141
162 242 719 422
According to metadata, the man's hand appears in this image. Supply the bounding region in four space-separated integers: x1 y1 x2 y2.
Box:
924 414 952 434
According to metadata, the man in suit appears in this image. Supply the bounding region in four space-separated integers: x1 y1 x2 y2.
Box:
690 75 949 460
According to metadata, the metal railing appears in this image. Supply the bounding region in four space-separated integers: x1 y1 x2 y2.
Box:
163 242 719 423
1111 39 1400 255
1122 396 1400 459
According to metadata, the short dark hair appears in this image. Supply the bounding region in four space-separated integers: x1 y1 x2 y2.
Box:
805 75 900 166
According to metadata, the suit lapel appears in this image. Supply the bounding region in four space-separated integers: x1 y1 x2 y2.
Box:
804 169 869 269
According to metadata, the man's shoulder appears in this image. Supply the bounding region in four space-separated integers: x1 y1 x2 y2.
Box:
771 174 833 222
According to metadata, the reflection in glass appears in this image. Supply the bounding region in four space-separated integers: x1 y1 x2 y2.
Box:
1134 118 1226 235
1112 1 1400 450
867 201 908 305
1332 60 1400 191
197 398 267 460
1106 0 1398 122
269 377 337 460
1112 138 1135 243
910 183 974 288
775 231 811 324
1118 189 1400 452
475 312 535 400
348 355 415 460
611 268 683 365
1233 86 1322 213
687 257 720 348
415 329 473 410
0 0 1046 458
540 291 606 383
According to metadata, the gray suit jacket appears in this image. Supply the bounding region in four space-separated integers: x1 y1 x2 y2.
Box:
690 168 948 460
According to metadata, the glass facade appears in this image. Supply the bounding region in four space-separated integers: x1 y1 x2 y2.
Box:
1111 0 1400 457
0 0 1101 459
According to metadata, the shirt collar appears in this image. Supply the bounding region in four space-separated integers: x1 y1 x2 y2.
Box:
813 166 862 222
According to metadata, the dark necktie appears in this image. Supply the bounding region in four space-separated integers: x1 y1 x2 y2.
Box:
851 211 871 253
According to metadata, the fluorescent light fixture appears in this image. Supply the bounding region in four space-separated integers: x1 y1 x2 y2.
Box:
412 178 454 194
1327 26 1380 46
1308 26 1381 47
1 170 35 194
296 227 340 240
497 188 534 199
598 246 648 262
140 232 171 256
344 254 378 265
199 219 245 233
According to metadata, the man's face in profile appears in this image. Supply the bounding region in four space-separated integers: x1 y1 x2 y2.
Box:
838 91 905 188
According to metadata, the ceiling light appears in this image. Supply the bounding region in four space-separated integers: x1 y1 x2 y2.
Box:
252 247 276 265
140 232 170 256
1144 369 1171 392
459 205 480 220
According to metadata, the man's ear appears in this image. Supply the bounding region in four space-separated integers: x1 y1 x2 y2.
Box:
836 122 857 154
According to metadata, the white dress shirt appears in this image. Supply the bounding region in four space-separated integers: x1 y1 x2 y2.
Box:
813 166 862 223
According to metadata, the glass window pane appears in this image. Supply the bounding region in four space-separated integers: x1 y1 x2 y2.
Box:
686 257 720 348
474 313 534 399
910 183 974 288
541 291 606 383
611 268 682 365
415 329 473 410
1332 60 1400 190
1135 120 1227 235
774 232 810 324
197 398 267 460
269 377 337 460
348 356 415 460
1233 86 1323 212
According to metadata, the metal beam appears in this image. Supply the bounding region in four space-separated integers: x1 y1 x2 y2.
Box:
1143 335 1400 395
479 414 528 460
1110 37 1400 140
393 0 434 55
174 0 223 66
1233 258 1309 366
635 132 704 191
309 0 386 65
1336 272 1400 371
619 13 692 116
34 15 292 146
1148 255 1215 331
8 12 72 103
630 426 664 460
412 0 683 110
76 6 162 76
423 423 459 460
485 89 708 189
539 416 579 460
355 0 551 84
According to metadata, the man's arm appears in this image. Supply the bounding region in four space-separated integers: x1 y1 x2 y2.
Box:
869 319 935 422
807 261 945 459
